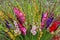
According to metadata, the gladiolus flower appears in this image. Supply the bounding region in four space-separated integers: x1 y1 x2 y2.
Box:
0 11 5 20
41 12 48 29
18 23 26 35
30 25 38 35
5 20 12 30
49 21 60 32
5 23 12 29
46 16 54 28
13 7 25 24
13 21 21 35
7 32 15 40
0 11 4 16
4 29 15 40
31 30 37 35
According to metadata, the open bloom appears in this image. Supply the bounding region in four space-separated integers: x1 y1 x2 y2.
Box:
13 7 25 24
18 23 26 35
30 25 38 35
49 21 60 32
46 15 54 28
5 20 12 30
13 7 26 35
14 21 21 35
31 30 37 35
41 12 48 29
46 17 53 28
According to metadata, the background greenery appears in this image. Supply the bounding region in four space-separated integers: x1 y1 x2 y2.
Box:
0 0 60 40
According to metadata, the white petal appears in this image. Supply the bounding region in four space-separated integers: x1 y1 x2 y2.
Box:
32 31 37 35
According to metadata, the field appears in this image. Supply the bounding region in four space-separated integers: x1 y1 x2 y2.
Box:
0 0 60 40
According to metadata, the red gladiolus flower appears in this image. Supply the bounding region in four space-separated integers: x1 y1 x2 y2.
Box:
52 36 60 40
49 21 60 32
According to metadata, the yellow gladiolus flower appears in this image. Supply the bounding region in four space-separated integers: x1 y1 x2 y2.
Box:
8 32 15 40
4 29 15 40
38 31 43 40
0 11 4 16
40 31 43 37
8 13 12 18
0 11 5 20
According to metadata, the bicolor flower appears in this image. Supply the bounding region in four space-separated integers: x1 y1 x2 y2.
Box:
13 7 25 24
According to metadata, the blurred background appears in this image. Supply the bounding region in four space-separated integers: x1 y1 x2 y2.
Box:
0 0 60 40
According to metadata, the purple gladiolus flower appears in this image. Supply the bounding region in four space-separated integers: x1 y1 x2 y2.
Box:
13 7 25 24
46 12 54 28
46 17 54 28
18 23 26 35
5 20 12 30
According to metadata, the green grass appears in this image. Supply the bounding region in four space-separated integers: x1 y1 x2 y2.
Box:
0 0 60 40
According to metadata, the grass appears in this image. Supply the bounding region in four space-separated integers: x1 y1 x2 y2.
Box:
0 0 60 40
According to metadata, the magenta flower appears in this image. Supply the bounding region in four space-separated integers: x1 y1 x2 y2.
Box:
18 23 26 35
41 12 48 29
13 7 25 24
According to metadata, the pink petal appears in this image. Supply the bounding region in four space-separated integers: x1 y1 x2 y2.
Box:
13 7 25 23
18 23 26 35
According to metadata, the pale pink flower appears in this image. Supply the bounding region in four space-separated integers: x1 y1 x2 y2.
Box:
30 25 38 35
14 21 21 35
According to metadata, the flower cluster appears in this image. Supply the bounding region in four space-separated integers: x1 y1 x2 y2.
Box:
40 11 60 34
13 7 26 35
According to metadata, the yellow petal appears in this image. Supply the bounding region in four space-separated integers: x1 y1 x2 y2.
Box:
8 32 15 40
4 29 15 40
0 11 4 16
8 13 13 19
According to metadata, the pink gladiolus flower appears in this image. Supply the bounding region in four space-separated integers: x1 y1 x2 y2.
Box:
40 12 48 29
18 23 26 35
13 7 25 24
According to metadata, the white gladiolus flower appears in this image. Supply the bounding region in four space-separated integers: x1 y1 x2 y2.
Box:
14 27 21 34
39 28 42 32
14 29 18 33
30 25 38 35
14 20 21 35
31 30 37 35
32 25 37 30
